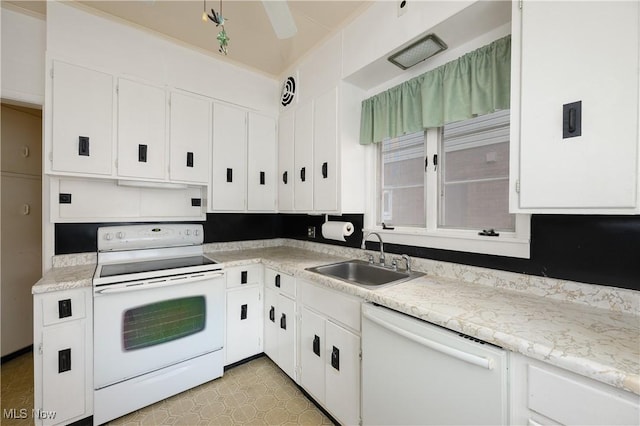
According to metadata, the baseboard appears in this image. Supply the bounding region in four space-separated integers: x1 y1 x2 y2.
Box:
1 345 33 364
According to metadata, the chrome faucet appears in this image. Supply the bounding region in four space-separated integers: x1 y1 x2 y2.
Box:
361 231 385 266
401 254 411 273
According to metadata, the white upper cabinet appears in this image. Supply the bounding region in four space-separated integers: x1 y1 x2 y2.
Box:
294 100 314 211
247 112 277 211
511 0 639 213
211 102 247 211
313 87 338 212
278 111 295 212
117 78 167 180
51 61 113 176
169 91 211 184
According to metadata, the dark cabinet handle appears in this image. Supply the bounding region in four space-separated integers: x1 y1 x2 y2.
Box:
226 168 233 183
300 167 306 182
138 144 148 162
240 304 248 320
331 346 340 371
283 171 288 184
568 108 576 133
313 335 321 357
280 313 287 330
260 171 265 185
58 348 71 373
58 299 72 319
322 162 328 179
241 270 248 284
269 306 275 322
275 274 281 288
186 152 194 168
433 154 438 171
78 136 90 156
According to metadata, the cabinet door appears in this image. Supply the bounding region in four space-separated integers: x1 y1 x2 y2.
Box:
278 111 295 211
313 88 338 212
300 307 325 403
117 78 166 180
277 295 296 380
325 321 360 426
169 91 210 184
263 287 278 362
51 61 113 175
225 286 263 365
294 101 314 211
212 102 247 211
518 1 639 209
41 321 86 426
247 113 276 211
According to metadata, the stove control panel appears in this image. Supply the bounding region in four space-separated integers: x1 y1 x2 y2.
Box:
97 224 204 252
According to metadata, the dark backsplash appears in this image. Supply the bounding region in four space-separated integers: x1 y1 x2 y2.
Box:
55 214 640 292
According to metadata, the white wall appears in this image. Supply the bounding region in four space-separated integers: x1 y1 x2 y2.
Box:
1 6 46 106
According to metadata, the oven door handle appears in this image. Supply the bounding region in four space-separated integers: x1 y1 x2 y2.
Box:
95 271 224 294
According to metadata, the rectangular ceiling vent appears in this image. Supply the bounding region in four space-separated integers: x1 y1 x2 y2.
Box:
388 33 448 70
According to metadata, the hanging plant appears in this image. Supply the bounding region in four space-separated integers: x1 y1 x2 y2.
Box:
205 0 229 55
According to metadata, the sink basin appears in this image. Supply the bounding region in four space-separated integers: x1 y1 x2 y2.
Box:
306 259 423 289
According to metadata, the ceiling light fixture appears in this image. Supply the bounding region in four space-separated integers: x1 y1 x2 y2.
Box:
205 0 230 55
388 33 448 70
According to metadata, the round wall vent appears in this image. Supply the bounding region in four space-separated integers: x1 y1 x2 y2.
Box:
281 76 296 107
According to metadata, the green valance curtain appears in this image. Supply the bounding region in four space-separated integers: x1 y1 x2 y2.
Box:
359 35 511 144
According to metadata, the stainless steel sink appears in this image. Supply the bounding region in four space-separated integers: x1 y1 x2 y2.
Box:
306 259 423 289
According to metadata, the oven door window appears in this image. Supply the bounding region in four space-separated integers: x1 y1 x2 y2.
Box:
123 296 206 351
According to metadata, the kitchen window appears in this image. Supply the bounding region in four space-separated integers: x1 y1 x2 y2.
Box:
374 109 530 258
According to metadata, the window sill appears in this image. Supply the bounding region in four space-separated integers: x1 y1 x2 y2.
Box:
365 226 531 259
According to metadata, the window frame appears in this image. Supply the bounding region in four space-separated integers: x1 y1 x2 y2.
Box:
368 119 530 259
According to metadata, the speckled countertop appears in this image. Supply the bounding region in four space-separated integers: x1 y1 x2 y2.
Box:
33 240 640 396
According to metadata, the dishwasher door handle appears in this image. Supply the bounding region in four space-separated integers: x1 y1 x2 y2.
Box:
363 310 494 370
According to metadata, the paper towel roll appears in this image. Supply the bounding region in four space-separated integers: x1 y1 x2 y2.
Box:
321 221 354 241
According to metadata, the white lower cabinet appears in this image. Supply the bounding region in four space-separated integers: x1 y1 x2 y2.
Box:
34 287 92 426
224 265 263 365
510 353 640 425
263 268 296 379
299 280 361 425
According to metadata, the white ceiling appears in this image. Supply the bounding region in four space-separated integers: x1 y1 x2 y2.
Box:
8 0 370 78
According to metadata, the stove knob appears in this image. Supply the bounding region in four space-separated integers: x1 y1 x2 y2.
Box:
105 233 113 241
185 229 191 236
117 232 125 239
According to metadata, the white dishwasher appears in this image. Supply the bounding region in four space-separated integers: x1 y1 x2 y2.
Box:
362 303 508 425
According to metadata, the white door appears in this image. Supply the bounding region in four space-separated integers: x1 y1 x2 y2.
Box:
325 321 360 426
211 102 246 211
225 286 263 365
300 307 325 403
247 112 276 211
169 91 210 184
518 1 638 209
313 88 338 212
294 101 314 211
51 61 113 175
278 111 295 211
117 78 166 180
263 287 278 362
277 295 296 380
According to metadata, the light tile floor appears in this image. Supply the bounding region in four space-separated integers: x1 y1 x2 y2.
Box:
1 352 334 425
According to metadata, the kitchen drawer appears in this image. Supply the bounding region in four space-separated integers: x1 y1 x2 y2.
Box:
40 289 87 326
528 364 639 425
264 268 295 298
300 280 360 332
226 264 263 289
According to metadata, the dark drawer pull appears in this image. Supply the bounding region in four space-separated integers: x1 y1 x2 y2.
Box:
240 304 248 320
58 348 71 373
313 335 321 357
241 270 248 284
186 152 194 168
282 171 288 184
269 306 275 322
322 162 328 179
260 171 265 185
58 299 72 319
226 168 233 183
138 144 147 162
78 136 90 156
280 313 287 330
331 346 340 371
275 274 281 288
300 167 306 182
